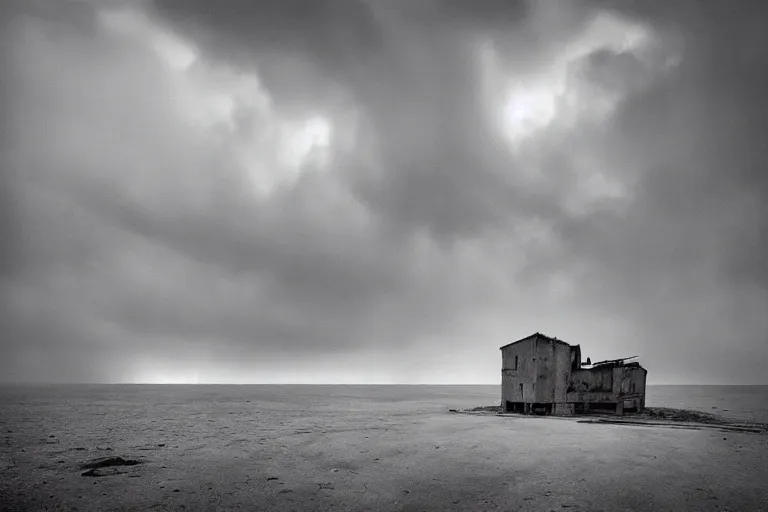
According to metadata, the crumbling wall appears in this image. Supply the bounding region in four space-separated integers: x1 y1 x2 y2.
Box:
501 337 538 404
501 335 574 408
568 367 613 394
566 365 647 413
550 341 572 403
617 366 647 412
533 337 555 403
500 333 647 415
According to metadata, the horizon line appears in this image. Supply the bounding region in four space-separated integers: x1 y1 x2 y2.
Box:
1 382 767 386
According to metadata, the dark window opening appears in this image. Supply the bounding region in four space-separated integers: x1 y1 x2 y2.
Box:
588 402 617 412
505 401 525 413
623 400 638 414
514 356 518 370
530 403 552 415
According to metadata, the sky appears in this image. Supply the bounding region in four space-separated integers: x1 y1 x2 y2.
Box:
2 0 766 385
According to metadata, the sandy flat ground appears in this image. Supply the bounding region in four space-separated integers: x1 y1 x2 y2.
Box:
2 396 767 512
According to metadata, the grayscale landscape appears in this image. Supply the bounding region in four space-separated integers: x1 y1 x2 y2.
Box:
2 385 768 511
2 0 768 510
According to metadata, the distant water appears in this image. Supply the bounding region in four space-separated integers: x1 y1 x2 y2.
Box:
1 384 766 423
645 385 768 423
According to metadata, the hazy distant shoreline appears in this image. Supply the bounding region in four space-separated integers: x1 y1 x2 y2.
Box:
3 383 766 420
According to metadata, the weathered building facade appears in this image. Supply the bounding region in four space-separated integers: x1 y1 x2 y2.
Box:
500 332 646 415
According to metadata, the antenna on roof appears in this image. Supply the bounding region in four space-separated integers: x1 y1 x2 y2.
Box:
591 356 638 367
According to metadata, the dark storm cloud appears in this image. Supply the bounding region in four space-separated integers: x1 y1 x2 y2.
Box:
1 0 512 381
549 1 768 379
150 0 602 243
1 0 766 383
153 0 385 111
150 0 585 243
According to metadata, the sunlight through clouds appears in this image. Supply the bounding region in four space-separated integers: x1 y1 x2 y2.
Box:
501 86 557 142
96 5 343 196
485 9 670 147
277 116 333 171
476 5 684 217
99 7 199 71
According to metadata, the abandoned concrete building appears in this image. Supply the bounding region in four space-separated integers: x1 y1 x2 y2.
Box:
500 332 647 415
